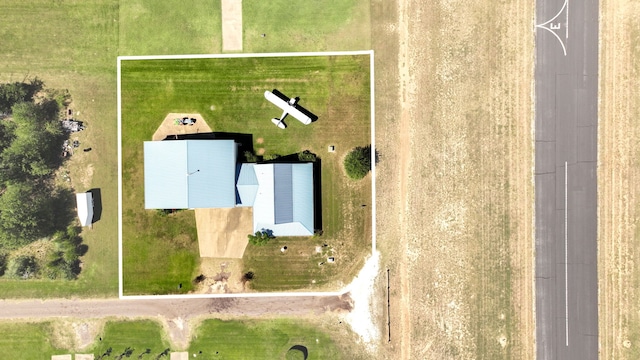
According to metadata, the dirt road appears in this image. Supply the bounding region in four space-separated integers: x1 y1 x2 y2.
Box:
0 295 352 349
0 295 352 320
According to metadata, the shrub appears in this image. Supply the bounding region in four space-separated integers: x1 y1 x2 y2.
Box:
7 255 38 279
263 153 280 161
297 150 316 162
248 230 273 246
244 151 257 163
344 145 371 179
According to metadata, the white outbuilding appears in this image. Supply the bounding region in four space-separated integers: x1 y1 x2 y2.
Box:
75 192 94 227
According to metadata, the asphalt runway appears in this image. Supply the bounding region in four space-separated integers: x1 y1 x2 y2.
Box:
535 0 599 359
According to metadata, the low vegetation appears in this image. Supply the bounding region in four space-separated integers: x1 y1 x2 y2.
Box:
0 80 87 281
248 230 274 246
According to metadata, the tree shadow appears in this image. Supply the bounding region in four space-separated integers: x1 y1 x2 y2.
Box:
51 186 77 233
88 188 102 223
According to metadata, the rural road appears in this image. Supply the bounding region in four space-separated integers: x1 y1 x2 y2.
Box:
534 0 599 358
0 295 352 320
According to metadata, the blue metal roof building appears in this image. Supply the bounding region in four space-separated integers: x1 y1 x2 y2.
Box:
144 140 237 209
143 139 314 236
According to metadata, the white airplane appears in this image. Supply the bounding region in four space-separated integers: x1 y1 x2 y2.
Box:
264 90 312 127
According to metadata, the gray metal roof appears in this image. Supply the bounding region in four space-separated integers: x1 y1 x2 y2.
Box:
144 140 237 209
274 163 294 223
251 163 314 236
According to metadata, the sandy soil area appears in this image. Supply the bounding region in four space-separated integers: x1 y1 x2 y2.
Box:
374 0 535 358
151 113 212 141
221 0 243 51
194 207 252 258
598 1 640 358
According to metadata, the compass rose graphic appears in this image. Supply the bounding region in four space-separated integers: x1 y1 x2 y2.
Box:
535 0 569 56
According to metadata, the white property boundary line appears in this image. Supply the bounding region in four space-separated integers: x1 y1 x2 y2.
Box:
117 50 376 300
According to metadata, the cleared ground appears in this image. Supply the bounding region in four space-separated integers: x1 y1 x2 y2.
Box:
599 0 640 358
195 207 252 258
221 0 243 51
151 113 212 141
372 0 534 358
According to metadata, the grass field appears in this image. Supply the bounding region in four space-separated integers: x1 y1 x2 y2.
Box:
120 55 372 294
119 0 221 55
0 322 64 358
242 0 371 52
0 0 120 298
599 1 640 358
0 318 352 358
189 319 343 358
372 0 535 358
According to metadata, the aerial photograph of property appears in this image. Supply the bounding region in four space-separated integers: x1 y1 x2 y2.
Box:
0 0 636 359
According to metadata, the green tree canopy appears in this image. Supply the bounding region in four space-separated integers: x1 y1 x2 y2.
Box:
0 181 56 248
0 101 64 181
0 78 43 114
343 145 372 180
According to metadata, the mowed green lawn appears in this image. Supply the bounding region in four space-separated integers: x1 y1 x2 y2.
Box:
189 319 343 358
0 318 346 359
0 322 64 358
0 0 120 298
118 0 221 55
243 0 371 52
121 55 371 294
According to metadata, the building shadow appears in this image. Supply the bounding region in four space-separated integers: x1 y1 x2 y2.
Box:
313 158 322 233
88 188 103 223
163 132 254 161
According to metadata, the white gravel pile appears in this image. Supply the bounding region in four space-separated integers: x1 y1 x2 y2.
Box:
342 251 381 350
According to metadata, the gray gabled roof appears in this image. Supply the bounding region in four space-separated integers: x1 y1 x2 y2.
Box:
144 140 237 209
251 163 314 236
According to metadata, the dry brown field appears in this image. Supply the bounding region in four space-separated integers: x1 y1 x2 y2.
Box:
599 0 640 358
372 0 535 358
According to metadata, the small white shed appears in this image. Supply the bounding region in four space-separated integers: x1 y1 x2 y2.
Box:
75 192 94 227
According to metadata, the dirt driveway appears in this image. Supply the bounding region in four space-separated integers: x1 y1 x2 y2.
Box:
195 207 253 258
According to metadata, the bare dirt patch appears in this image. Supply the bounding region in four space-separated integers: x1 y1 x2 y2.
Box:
151 113 212 141
221 0 243 51
191 258 246 294
50 319 104 352
194 207 253 258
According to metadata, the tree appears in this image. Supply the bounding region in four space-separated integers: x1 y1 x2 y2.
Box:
247 230 274 246
1 101 64 180
0 181 56 248
343 145 372 179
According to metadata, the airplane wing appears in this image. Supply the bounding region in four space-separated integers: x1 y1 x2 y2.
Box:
264 90 312 125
